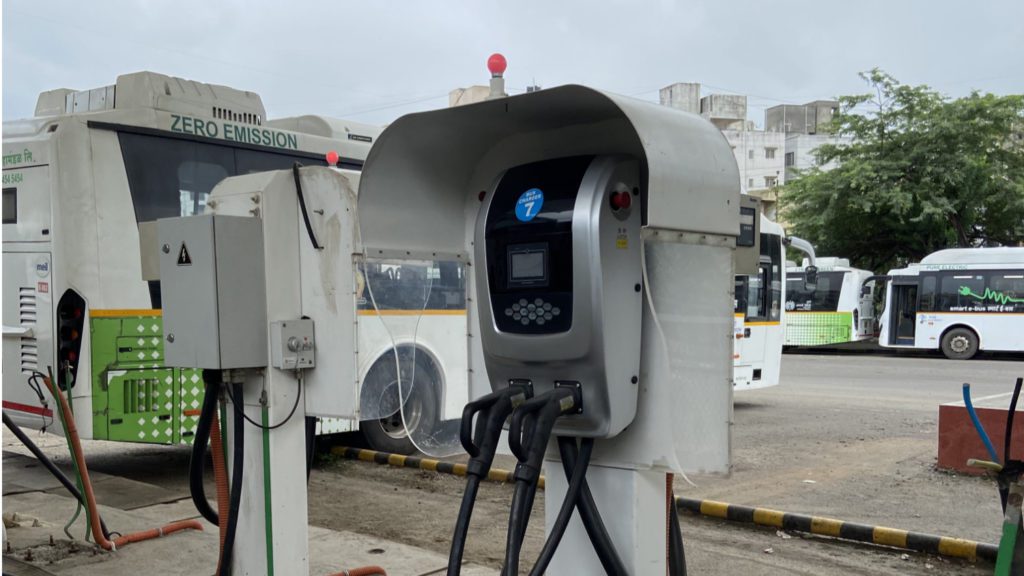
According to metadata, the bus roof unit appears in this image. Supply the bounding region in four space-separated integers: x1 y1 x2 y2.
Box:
36 71 266 121
919 247 1024 266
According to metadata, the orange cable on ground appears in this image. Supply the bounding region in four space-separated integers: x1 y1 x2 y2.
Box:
210 408 230 572
325 567 388 576
44 377 203 550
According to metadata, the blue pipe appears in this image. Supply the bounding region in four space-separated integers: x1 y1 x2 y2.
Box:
963 383 1000 463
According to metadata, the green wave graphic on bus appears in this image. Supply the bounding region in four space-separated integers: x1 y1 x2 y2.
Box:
958 286 1024 306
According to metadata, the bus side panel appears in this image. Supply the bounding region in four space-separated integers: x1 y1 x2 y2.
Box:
762 322 784 388
88 129 153 309
2 252 54 424
432 315 469 419
785 312 853 346
89 313 204 445
735 323 769 390
915 313 1023 353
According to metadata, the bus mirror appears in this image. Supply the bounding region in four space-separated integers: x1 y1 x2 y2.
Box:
804 266 819 292
861 285 872 296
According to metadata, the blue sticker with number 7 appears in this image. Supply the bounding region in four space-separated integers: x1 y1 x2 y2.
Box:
515 188 544 222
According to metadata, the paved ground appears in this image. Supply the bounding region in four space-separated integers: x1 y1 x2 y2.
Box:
4 350 1022 575
309 351 1022 575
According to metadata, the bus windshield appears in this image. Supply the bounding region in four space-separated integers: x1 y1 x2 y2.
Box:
118 131 334 223
786 271 845 311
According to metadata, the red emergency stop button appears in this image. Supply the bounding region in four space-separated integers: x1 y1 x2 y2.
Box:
610 191 631 210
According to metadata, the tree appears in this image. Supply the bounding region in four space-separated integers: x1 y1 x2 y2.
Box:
780 69 1024 272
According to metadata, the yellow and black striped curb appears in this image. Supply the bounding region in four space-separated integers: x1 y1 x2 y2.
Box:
674 497 997 563
330 446 544 489
332 446 995 563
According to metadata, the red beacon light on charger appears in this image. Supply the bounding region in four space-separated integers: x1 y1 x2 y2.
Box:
325 150 340 167
487 53 507 77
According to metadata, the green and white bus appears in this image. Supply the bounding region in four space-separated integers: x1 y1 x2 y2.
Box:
2 71 467 453
785 258 876 346
879 247 1024 359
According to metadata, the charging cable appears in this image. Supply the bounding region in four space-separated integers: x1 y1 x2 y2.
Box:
447 384 532 576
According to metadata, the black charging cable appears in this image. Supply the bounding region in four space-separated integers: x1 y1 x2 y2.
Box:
502 387 580 576
555 437 628 575
189 373 222 526
292 162 323 250
3 411 114 539
218 381 245 576
527 436 593 576
447 384 532 576
669 489 687 575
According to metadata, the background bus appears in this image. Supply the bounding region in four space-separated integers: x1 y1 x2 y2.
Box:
879 247 1024 359
733 216 785 390
2 71 462 453
785 258 876 346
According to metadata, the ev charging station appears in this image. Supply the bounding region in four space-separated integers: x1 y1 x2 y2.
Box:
157 83 740 575
358 84 741 574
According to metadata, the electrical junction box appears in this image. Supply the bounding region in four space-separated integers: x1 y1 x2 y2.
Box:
270 320 315 369
158 214 268 370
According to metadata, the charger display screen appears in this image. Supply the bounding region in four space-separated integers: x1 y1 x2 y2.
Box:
508 244 547 287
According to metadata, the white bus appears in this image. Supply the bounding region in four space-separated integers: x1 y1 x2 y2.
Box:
879 247 1024 359
785 258 876 346
2 71 465 453
733 216 786 390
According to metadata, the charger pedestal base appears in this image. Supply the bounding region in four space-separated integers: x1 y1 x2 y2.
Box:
543 460 667 575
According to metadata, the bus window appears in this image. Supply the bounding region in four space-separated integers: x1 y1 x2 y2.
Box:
236 148 322 174
178 161 229 217
769 275 781 321
786 271 844 311
939 274 986 312
120 134 235 222
761 233 782 321
985 273 1024 313
734 276 749 315
746 267 767 321
358 258 466 311
2 188 15 223
920 274 937 312
118 131 336 307
118 132 330 224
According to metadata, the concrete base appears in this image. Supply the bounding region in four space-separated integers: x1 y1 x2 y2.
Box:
937 392 1024 475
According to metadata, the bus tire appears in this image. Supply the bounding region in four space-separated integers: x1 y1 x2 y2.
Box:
361 352 439 455
940 327 979 360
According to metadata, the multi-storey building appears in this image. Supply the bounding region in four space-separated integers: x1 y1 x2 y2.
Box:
765 100 851 182
660 83 785 217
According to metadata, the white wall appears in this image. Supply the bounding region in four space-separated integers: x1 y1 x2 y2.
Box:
723 129 786 194
784 133 852 179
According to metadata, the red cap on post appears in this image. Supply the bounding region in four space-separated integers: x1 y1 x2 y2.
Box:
487 53 507 77
325 150 340 166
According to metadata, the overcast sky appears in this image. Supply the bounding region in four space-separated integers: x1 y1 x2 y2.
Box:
3 1 1022 128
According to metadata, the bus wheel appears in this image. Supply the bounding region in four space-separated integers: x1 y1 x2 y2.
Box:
361 353 439 455
941 327 979 360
